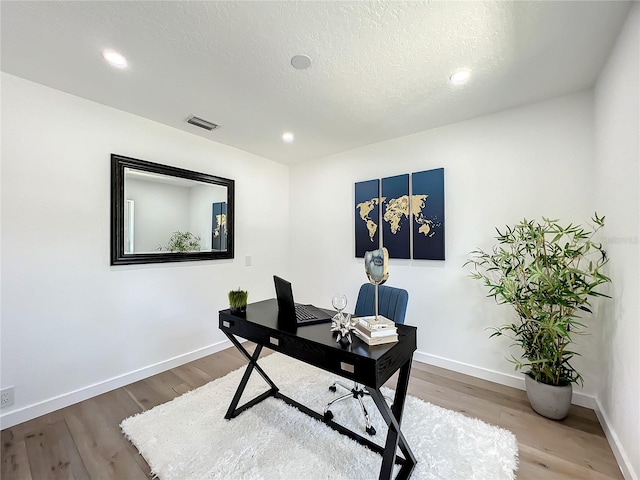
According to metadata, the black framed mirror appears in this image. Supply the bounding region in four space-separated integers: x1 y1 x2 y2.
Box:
111 154 234 265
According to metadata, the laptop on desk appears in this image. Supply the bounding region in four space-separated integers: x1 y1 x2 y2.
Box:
273 275 333 327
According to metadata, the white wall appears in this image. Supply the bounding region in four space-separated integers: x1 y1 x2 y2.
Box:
126 178 191 252
289 91 601 395
0 73 290 427
594 3 640 479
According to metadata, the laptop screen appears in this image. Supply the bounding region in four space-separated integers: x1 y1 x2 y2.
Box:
273 275 332 326
273 275 296 321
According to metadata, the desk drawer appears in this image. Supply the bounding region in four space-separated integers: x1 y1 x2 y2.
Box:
275 339 372 385
324 355 375 385
220 316 267 345
219 314 378 386
220 316 297 352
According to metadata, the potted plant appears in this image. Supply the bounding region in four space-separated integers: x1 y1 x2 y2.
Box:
228 288 248 315
166 231 201 252
465 213 611 419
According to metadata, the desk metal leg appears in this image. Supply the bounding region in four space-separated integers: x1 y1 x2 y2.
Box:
222 330 416 479
224 333 279 420
367 360 417 480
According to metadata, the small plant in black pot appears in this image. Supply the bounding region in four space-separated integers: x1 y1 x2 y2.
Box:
228 289 248 315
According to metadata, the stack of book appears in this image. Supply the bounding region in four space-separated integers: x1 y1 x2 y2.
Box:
353 315 398 346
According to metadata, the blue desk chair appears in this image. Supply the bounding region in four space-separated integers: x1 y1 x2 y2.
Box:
323 283 409 435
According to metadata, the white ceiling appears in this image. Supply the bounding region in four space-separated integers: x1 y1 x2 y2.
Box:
1 1 632 165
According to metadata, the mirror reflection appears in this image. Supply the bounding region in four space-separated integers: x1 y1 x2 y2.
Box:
124 168 228 254
111 154 234 265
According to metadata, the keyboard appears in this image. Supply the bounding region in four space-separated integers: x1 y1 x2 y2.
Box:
295 304 318 321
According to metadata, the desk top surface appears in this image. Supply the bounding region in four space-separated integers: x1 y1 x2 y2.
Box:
220 298 416 362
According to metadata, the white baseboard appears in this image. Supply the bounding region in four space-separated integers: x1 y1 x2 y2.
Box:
0 339 234 430
413 351 595 409
592 398 638 480
414 351 636 479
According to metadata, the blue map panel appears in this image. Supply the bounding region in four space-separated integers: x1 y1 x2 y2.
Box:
381 174 410 259
354 179 380 258
412 168 445 260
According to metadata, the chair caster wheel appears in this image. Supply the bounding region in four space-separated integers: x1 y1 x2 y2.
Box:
324 410 334 421
366 426 376 436
329 385 337 392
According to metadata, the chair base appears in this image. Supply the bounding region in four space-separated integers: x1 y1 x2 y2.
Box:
324 381 377 435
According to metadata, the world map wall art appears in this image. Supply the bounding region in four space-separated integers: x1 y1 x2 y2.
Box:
354 168 445 260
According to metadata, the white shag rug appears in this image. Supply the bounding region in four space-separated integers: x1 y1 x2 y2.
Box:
121 353 518 480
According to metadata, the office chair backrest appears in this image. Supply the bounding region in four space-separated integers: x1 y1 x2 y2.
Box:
354 283 408 324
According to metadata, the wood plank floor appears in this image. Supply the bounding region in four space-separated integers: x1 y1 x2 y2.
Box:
1 345 623 480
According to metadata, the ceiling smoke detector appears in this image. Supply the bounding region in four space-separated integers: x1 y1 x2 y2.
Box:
187 115 219 131
291 55 311 70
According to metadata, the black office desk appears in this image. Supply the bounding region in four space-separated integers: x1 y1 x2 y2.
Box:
219 299 417 480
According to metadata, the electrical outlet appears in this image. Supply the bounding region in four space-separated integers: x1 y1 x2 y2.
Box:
1 387 15 408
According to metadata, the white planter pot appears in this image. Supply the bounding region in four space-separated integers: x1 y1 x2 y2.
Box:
524 374 572 420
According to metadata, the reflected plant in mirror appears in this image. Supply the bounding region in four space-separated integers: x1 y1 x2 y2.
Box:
111 154 234 265
166 231 201 252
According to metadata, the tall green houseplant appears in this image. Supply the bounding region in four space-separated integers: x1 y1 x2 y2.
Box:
465 213 611 387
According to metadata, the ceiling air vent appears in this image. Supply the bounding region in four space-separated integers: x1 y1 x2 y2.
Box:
187 115 219 131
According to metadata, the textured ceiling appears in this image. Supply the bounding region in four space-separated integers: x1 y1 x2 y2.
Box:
1 1 632 164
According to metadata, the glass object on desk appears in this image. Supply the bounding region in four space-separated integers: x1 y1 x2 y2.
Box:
332 294 347 316
330 294 356 345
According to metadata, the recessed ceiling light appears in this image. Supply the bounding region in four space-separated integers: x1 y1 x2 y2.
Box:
450 69 471 85
291 55 311 70
282 132 295 143
102 49 128 69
